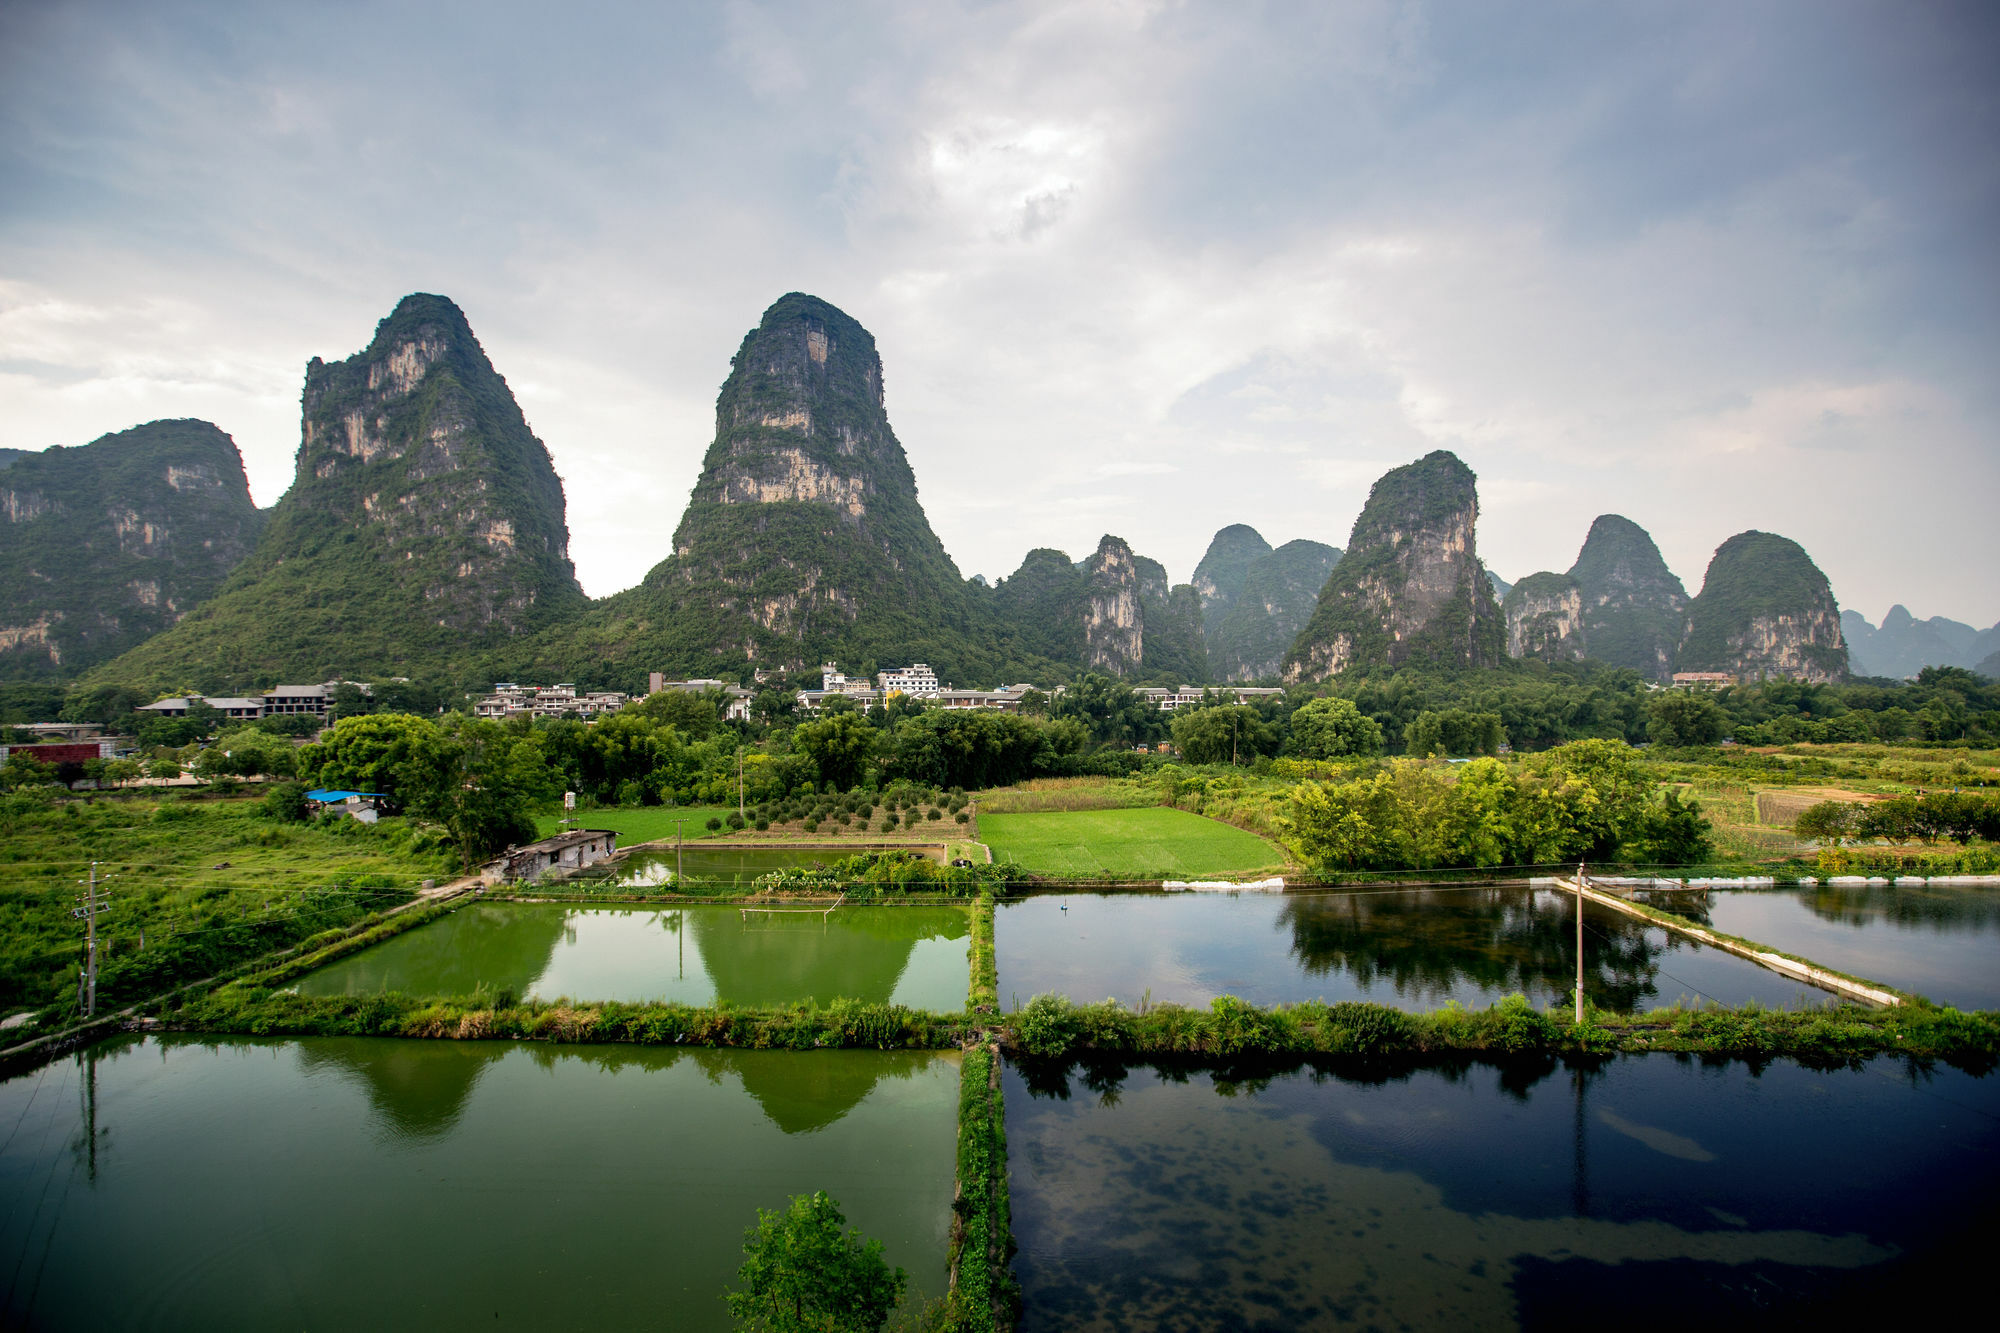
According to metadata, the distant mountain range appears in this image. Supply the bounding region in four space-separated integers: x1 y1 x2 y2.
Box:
1843 607 2000 680
1 289 1978 696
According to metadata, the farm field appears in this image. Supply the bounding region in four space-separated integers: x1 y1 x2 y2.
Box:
979 806 1287 880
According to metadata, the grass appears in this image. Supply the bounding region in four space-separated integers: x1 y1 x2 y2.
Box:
0 793 456 1017
979 806 1288 880
973 778 1156 814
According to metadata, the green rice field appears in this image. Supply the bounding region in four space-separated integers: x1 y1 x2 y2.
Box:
978 806 1287 880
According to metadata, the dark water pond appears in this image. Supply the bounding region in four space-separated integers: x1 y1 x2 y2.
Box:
604 843 943 888
296 902 969 1009
1005 1055 2000 1330
1637 882 2000 1009
0 1037 957 1331
996 888 1838 1013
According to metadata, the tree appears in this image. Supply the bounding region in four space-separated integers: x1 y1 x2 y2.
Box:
303 713 453 813
793 712 878 791
1288 696 1384 760
1170 704 1278 765
1646 691 1726 748
1404 709 1503 758
634 689 724 740
1793 800 1858 845
0 751 53 791
1633 789 1714 865
1049 673 1163 748
725 1191 906 1333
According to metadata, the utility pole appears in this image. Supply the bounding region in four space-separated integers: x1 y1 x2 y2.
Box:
1574 861 1586 1025
737 746 745 822
73 861 108 1018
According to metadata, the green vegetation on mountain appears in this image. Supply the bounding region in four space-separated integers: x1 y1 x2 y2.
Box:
1134 554 1208 684
0 420 262 680
1679 530 1848 683
1210 538 1341 681
552 294 1026 688
1566 514 1688 679
87 295 585 691
1191 524 1272 631
1283 451 1504 682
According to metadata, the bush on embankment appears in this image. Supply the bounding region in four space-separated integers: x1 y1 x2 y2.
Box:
1009 992 2000 1069
946 1045 1017 1333
164 989 968 1050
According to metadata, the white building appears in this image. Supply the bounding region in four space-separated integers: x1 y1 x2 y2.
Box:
877 663 941 698
472 684 631 720
1139 686 1285 712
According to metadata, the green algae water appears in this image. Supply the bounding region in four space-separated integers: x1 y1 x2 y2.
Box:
1636 881 2000 1009
296 902 969 1009
1005 1055 2000 1329
997 887 1841 1012
0 1037 958 1331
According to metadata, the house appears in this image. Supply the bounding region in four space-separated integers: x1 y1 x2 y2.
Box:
1670 673 1736 690
644 675 751 721
304 788 387 823
1139 686 1285 712
473 684 632 720
481 829 619 883
136 683 347 723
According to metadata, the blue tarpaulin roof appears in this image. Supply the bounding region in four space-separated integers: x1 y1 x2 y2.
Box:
305 789 385 802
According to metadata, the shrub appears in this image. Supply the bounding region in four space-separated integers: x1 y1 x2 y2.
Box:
725 812 745 831
1017 994 1078 1059
706 816 723 832
955 811 969 824
754 818 770 831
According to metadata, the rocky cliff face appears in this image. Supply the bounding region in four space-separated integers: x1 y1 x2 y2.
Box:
574 293 984 681
1566 514 1688 680
92 295 584 687
1678 531 1848 683
1209 537 1342 680
1082 537 1145 674
1282 451 1504 682
0 420 263 679
1503 572 1586 662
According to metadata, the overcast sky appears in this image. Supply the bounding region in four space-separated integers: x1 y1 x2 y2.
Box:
3 1 1996 625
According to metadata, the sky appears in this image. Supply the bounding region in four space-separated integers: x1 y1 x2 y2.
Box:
2 0 1996 626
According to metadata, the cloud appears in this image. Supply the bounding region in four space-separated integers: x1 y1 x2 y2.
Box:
0 0 1995 618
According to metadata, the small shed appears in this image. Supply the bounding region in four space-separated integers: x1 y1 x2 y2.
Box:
482 830 619 884
305 788 387 823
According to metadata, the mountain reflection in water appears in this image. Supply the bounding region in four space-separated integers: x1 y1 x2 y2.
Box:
997 889 1835 1013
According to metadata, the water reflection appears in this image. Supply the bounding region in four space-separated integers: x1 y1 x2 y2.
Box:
297 1037 505 1141
606 844 943 889
0 1037 959 1332
1005 1055 2000 1330
296 902 970 1011
1638 883 2000 1009
997 889 1836 1013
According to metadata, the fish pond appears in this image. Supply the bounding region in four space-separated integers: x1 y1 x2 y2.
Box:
0 1036 958 1332
1005 1054 2000 1329
1635 881 2000 1010
995 887 1840 1012
296 902 970 1010
600 842 944 889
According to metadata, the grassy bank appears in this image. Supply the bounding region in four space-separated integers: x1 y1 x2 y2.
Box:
162 988 971 1049
1007 992 2000 1068
980 807 1287 880
948 1044 1017 1333
968 896 997 1013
